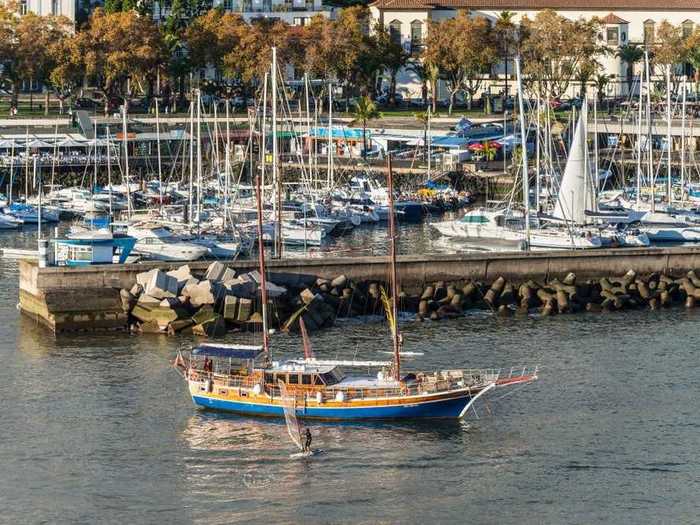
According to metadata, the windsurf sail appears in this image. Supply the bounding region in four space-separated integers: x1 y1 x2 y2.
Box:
278 380 304 451
299 316 314 360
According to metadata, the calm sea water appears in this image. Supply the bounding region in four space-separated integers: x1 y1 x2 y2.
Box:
1 225 699 524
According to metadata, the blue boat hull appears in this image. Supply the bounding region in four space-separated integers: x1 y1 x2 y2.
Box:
192 393 475 420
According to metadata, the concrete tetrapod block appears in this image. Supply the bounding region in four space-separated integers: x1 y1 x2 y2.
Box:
205 261 227 282
136 269 159 288
183 280 216 308
237 297 252 322
221 267 236 282
167 265 194 293
145 270 179 300
192 316 227 338
137 294 161 306
223 295 239 321
242 270 287 298
223 279 256 299
120 289 136 312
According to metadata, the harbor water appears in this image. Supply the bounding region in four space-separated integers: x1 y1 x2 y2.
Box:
2 226 699 524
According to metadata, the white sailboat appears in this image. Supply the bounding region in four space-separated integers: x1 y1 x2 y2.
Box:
128 225 208 261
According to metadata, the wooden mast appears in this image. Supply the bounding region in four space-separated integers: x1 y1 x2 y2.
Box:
387 154 401 381
255 175 270 357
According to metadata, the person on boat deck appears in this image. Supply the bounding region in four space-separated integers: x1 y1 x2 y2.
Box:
304 428 312 452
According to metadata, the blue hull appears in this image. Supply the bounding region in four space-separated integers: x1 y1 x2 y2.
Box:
192 394 474 420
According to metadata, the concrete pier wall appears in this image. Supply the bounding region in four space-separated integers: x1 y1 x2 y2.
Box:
18 245 700 332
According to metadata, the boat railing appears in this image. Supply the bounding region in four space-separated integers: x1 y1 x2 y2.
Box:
188 368 260 390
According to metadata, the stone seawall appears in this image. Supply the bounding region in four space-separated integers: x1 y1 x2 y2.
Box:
18 246 700 333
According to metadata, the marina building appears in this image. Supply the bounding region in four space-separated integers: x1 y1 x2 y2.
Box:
368 0 700 100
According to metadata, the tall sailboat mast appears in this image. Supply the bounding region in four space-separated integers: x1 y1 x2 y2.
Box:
386 154 401 381
155 96 163 213
515 56 530 245
122 103 132 220
255 174 270 357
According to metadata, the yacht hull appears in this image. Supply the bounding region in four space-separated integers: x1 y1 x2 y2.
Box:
190 388 480 420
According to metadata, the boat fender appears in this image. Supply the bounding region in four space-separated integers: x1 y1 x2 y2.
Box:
377 370 385 381
335 391 345 402
316 392 323 404
252 384 262 395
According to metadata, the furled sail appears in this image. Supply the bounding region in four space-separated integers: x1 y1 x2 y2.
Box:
552 102 596 224
278 380 304 451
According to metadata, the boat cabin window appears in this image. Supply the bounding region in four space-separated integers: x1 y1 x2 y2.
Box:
264 372 275 384
495 215 505 227
461 214 489 224
288 374 299 384
319 368 344 385
302 374 312 385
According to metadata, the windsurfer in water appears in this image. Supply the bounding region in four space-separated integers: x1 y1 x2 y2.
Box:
303 428 312 452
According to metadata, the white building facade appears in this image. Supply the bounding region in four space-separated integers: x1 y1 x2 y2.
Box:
369 0 700 100
16 0 78 20
153 0 332 26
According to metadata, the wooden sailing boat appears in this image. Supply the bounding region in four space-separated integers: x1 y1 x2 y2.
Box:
176 159 538 420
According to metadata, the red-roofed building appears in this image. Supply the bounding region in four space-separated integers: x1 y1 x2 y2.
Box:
368 0 699 100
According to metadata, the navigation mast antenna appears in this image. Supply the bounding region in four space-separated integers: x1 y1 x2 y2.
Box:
387 154 401 381
255 174 270 357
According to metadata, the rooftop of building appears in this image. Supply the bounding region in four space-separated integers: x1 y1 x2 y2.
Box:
370 0 700 10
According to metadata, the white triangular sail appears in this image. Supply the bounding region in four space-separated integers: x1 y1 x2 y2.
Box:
553 102 595 224
278 380 304 451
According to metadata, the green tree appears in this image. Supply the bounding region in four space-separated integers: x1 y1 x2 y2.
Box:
494 11 517 103
520 10 602 99
414 108 433 161
373 24 409 106
424 12 496 114
617 43 644 96
56 8 166 114
350 95 381 159
686 29 700 96
0 7 71 113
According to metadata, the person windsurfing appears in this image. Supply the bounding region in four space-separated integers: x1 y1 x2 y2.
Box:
303 428 312 452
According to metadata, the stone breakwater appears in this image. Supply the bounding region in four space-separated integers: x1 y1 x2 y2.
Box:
119 263 700 336
17 246 700 333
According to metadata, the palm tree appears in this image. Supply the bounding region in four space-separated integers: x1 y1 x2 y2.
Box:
688 48 700 97
494 11 517 105
595 74 610 104
414 108 435 161
407 60 440 112
351 96 382 160
617 44 644 97
407 60 429 107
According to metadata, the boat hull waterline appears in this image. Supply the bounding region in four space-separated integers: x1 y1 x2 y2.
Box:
189 385 492 420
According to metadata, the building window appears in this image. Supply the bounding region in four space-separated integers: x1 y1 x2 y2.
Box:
389 20 402 45
51 0 60 14
222 0 233 10
643 20 655 44
606 27 619 45
293 16 308 26
682 20 694 38
410 20 422 54
19 0 27 14
621 31 626 43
